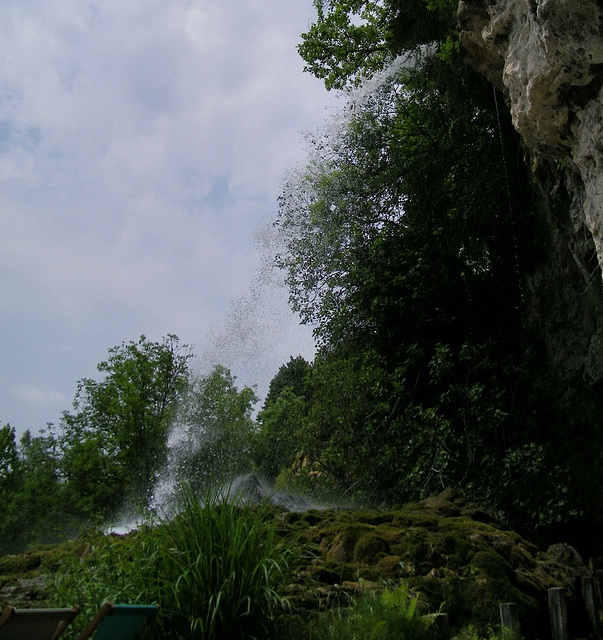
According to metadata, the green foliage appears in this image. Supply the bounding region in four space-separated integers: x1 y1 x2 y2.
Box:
298 0 458 91
296 350 457 503
387 0 458 52
275 462 341 502
170 366 258 488
0 426 79 554
298 0 392 90
148 486 289 640
253 387 307 481
278 56 535 352
253 356 313 481
261 355 313 411
60 335 192 519
299 583 432 640
47 484 290 640
0 424 21 498
24 495 575 639
47 531 152 630
456 625 520 640
302 351 398 498
274 0 576 527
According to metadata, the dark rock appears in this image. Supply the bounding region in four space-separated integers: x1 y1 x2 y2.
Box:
227 474 310 511
547 543 585 570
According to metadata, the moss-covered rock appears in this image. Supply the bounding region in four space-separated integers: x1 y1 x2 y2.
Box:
282 490 583 636
353 532 390 564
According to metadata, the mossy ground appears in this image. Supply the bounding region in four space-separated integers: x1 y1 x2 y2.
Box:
0 491 583 638
278 491 582 637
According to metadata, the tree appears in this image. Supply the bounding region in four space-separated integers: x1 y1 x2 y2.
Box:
278 55 535 353
0 424 21 498
168 366 258 488
0 426 75 553
298 0 457 91
261 356 313 411
273 2 576 525
254 388 307 482
252 356 313 481
60 334 192 520
298 0 392 90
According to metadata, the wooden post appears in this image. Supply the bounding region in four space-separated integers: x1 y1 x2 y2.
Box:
499 602 520 640
429 613 450 640
548 587 569 640
582 576 603 639
596 570 603 613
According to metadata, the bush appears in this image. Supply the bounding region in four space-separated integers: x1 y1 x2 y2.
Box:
288 583 433 640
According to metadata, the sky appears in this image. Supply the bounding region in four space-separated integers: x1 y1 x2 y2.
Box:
0 0 338 437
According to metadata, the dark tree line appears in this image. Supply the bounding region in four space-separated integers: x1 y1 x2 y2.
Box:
253 0 603 546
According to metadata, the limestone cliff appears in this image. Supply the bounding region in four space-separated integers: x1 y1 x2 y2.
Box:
458 0 603 385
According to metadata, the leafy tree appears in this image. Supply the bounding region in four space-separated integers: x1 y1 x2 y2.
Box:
253 356 313 480
169 365 258 488
0 424 21 498
273 0 578 526
0 424 24 552
254 388 308 482
261 356 313 410
298 0 392 90
279 56 535 353
387 0 458 51
0 426 74 553
298 0 457 91
60 334 192 520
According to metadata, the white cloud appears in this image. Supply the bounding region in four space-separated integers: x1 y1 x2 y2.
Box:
0 0 335 435
13 384 67 407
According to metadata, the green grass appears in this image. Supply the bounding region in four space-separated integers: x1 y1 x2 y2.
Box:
150 485 290 639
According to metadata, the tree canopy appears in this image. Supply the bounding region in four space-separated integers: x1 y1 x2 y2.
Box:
59 334 192 517
298 0 458 90
169 365 258 488
269 0 589 531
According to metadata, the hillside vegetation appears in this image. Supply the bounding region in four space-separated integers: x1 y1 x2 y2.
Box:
0 490 585 639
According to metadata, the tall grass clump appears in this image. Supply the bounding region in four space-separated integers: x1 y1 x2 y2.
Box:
47 483 291 640
152 484 290 639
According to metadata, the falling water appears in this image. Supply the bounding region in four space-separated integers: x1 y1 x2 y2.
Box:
123 53 434 526
146 222 319 517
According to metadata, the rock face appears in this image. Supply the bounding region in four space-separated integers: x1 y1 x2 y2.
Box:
459 0 603 269
458 0 603 384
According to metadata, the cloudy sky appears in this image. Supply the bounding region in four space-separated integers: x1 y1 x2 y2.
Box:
0 0 338 437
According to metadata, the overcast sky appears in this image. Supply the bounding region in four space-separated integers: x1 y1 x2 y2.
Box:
0 0 338 437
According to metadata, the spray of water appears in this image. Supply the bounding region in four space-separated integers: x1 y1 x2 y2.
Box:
111 53 435 531
142 222 318 519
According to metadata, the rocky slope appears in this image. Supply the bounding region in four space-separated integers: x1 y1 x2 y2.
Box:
281 491 586 638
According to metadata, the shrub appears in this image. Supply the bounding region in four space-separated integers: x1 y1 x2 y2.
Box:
149 485 289 639
293 583 433 640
